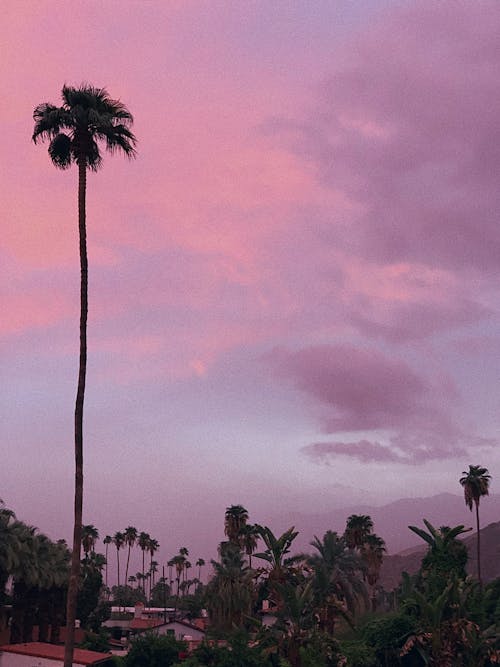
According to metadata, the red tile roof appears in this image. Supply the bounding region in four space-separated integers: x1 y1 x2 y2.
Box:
0 642 111 665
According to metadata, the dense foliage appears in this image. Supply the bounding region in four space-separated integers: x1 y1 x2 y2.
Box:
2 464 499 666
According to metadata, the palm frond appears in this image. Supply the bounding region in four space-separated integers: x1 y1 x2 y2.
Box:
48 134 72 169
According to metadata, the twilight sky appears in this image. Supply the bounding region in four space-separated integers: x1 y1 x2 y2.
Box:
2 1 500 568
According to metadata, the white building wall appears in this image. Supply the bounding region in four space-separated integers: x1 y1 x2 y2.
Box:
0 653 63 667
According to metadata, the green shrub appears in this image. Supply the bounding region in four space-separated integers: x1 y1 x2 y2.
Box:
125 632 187 667
338 640 378 667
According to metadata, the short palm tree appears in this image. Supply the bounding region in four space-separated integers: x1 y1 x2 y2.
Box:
81 525 99 559
344 515 373 551
32 84 136 667
460 465 491 587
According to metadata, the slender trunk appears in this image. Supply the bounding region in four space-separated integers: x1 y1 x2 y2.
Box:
116 549 121 588
476 501 482 588
125 547 131 586
142 550 146 593
64 159 87 667
105 544 108 589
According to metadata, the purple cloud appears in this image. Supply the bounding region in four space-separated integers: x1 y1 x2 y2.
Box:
270 1 500 274
302 440 404 464
269 344 484 462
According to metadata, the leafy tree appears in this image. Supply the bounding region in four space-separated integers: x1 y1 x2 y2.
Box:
361 612 416 666
460 465 491 587
125 632 186 667
309 531 367 632
409 520 471 594
206 542 254 633
111 584 146 607
32 84 136 667
254 525 299 609
77 552 105 629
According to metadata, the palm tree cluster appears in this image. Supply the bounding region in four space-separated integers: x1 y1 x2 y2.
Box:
100 527 159 598
0 501 70 644
1 465 498 665
204 505 385 664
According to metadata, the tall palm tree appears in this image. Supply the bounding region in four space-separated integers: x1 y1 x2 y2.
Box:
196 558 205 582
113 531 125 589
138 532 150 593
124 526 138 586
460 465 491 587
224 505 249 545
32 84 136 667
148 538 160 595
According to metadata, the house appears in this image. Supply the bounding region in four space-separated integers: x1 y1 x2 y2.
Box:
0 642 113 667
132 619 206 652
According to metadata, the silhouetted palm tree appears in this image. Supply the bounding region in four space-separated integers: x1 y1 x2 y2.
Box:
239 524 259 568
196 557 205 581
124 526 138 586
344 515 373 551
113 531 125 588
360 533 386 610
460 465 491 587
224 505 249 545
81 525 99 559
103 535 112 591
138 532 150 593
32 84 136 667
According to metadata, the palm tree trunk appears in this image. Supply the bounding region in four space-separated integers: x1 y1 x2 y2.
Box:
476 501 482 587
125 547 131 586
64 159 87 667
117 549 121 588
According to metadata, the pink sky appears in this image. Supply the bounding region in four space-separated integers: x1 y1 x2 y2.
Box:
2 1 500 570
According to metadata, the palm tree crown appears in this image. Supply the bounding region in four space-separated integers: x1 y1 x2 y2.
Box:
224 505 249 544
460 465 491 511
32 84 136 169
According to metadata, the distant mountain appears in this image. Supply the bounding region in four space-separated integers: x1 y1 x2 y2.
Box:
273 492 500 555
379 521 500 589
